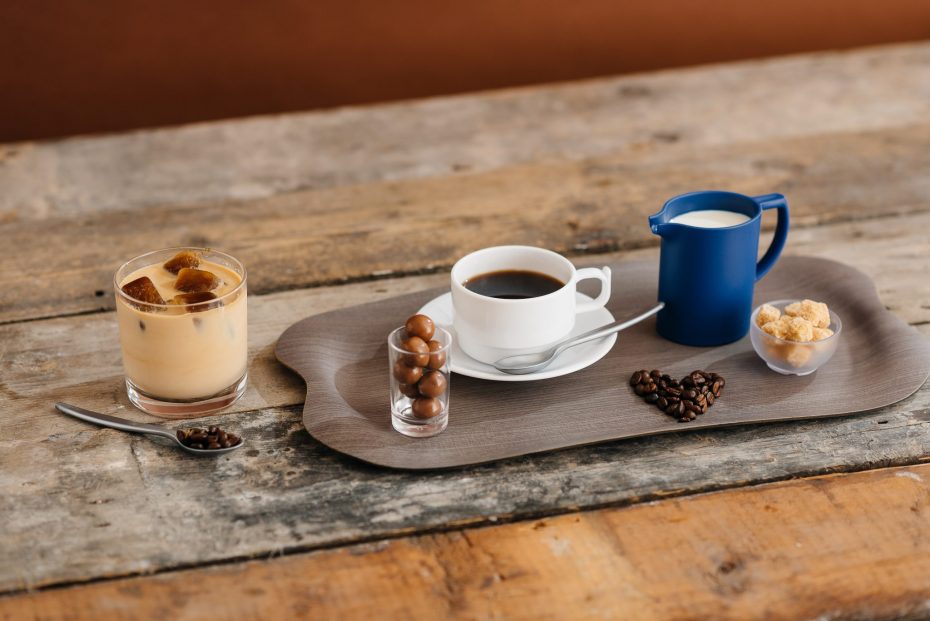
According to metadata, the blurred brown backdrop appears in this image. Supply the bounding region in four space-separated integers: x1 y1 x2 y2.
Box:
2 0 929 142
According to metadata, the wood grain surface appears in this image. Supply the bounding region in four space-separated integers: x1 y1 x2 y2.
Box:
2 42 930 616
276 256 930 468
2 43 928 220
5 463 930 621
2 214 929 593
4 211 928 443
3 121 930 324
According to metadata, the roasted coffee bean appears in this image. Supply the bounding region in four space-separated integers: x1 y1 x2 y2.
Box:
177 425 242 450
629 367 724 423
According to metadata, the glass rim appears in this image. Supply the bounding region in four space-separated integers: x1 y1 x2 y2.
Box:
113 247 247 309
388 325 453 354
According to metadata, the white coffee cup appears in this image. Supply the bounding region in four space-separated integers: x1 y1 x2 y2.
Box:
451 246 611 364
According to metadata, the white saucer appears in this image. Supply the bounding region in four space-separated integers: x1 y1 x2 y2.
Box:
417 292 617 382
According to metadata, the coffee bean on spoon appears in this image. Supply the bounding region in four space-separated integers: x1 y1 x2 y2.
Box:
176 425 241 450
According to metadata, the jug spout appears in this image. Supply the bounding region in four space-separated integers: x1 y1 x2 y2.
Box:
649 213 669 237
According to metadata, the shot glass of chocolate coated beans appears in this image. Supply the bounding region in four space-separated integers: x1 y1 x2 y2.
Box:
389 314 453 438
630 369 725 422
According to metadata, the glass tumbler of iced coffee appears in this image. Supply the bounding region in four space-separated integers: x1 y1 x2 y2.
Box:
114 248 248 417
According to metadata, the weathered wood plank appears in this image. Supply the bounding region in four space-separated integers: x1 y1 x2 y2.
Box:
5 464 930 620
1 263 928 592
3 209 927 443
2 42 928 222
3 123 930 323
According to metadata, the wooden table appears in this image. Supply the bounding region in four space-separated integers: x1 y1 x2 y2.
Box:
2 42 930 620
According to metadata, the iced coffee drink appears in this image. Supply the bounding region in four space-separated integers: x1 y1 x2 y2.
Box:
114 248 247 417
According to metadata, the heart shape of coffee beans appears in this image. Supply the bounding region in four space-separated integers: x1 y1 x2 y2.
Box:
629 369 725 422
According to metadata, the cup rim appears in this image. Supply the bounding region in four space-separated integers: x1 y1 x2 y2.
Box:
750 299 842 345
450 245 574 304
114 247 247 310
388 326 453 354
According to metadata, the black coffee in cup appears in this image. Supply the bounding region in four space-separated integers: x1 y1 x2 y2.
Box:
463 270 564 299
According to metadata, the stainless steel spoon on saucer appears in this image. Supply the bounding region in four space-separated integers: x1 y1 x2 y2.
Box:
55 402 244 456
493 302 665 375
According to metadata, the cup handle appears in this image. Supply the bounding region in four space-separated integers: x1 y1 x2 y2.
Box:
753 193 790 282
575 266 612 313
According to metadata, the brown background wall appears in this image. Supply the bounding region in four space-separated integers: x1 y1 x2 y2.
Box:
2 0 929 142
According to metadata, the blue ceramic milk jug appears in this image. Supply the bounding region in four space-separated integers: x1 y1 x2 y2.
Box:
649 191 789 346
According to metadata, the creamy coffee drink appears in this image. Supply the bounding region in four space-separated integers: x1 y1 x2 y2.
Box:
115 248 247 416
668 209 750 228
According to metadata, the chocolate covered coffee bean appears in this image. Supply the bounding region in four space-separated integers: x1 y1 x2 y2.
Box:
405 314 435 341
401 336 430 367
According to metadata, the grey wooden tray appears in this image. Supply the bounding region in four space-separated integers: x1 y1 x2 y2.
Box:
275 256 930 469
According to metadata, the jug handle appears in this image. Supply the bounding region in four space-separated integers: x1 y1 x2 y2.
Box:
753 193 790 281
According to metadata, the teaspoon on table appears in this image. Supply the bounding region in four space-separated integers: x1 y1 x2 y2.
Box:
493 302 665 375
54 402 244 456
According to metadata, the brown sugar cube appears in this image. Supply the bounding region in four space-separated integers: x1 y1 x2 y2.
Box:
756 303 781 327
163 250 201 274
785 299 830 329
785 344 813 368
782 316 814 342
175 268 220 293
812 326 835 341
761 319 789 340
121 276 165 305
